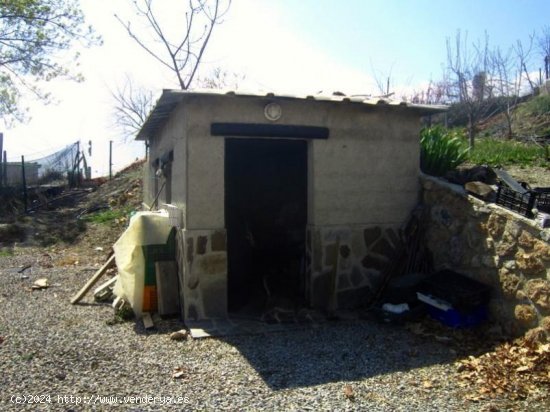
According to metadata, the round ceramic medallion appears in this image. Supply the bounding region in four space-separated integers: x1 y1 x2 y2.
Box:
264 102 282 121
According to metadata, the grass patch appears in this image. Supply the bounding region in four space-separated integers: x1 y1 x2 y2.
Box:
21 352 35 361
468 138 548 167
520 94 550 116
0 248 14 257
83 207 132 225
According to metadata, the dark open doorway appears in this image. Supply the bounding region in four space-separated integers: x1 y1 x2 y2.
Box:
225 138 308 319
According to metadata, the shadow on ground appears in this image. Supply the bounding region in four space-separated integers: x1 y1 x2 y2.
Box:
211 317 487 390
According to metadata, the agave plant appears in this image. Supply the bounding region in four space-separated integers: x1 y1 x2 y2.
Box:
420 126 469 176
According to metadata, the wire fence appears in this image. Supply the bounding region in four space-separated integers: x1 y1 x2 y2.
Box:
0 142 83 188
0 141 91 214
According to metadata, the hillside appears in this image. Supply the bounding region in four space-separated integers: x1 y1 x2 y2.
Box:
479 94 550 140
460 94 550 187
0 160 144 266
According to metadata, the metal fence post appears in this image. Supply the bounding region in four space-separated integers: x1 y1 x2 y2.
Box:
0 132 3 188
21 155 28 213
2 150 6 186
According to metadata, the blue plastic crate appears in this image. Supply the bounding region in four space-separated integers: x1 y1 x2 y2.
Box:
428 304 487 328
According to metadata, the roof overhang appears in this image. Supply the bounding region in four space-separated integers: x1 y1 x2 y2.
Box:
136 89 448 141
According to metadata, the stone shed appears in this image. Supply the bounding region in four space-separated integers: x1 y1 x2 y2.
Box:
136 90 443 321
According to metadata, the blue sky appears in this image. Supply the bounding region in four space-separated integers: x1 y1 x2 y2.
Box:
3 0 550 176
271 0 550 89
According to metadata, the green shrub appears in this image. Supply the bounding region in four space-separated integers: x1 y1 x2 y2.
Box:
420 126 469 176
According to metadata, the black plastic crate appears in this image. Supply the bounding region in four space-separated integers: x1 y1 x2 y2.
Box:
495 182 550 218
417 270 491 312
533 187 550 214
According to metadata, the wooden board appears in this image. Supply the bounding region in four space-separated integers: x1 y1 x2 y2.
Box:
155 261 180 316
142 312 154 329
71 255 116 304
93 276 118 296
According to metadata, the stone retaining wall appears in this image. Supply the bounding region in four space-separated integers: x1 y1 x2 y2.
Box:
421 174 550 336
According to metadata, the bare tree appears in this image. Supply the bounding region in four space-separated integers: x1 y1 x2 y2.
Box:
446 31 493 148
115 0 231 90
408 79 451 105
537 25 550 79
370 62 396 98
111 66 245 141
198 66 245 90
490 46 521 138
111 75 154 141
111 0 231 139
514 34 537 92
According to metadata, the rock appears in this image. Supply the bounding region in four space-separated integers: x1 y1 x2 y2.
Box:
518 231 536 250
516 253 546 277
503 260 517 271
472 204 491 215
465 181 495 201
31 278 49 290
504 221 522 239
170 330 188 341
514 304 537 326
482 255 497 268
343 384 355 400
524 279 550 311
516 290 527 300
172 366 187 379
496 240 516 257
463 223 481 249
524 327 548 345
533 241 550 262
487 214 506 239
431 206 453 228
55 372 66 381
445 165 497 185
499 271 521 299
540 229 550 243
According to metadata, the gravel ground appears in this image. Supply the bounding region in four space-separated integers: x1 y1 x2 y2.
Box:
1 248 548 412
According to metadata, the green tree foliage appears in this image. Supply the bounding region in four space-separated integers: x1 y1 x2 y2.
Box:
0 0 100 124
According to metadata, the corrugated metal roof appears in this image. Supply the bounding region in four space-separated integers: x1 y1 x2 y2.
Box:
136 89 448 141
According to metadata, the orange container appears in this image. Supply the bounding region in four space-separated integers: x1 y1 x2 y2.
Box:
142 285 158 312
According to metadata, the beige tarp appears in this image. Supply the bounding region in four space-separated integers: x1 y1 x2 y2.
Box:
113 211 171 317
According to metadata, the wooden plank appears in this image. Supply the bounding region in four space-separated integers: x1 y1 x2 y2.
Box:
142 312 154 329
155 261 180 316
93 276 118 296
70 255 116 304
